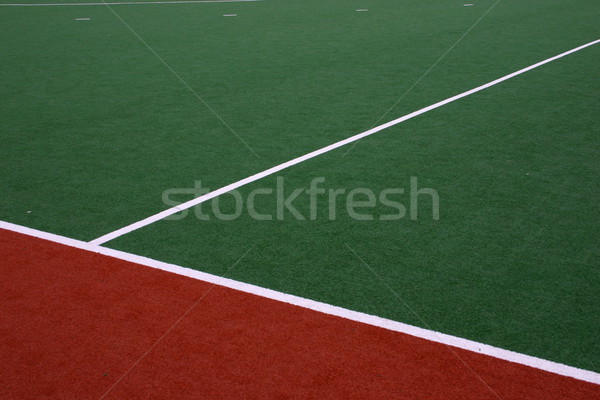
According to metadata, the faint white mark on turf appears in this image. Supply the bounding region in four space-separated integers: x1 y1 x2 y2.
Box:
99 0 261 159
223 13 237 16
464 4 474 6
87 38 600 246
356 9 368 12
342 0 501 158
2 219 600 385
75 17 91 20
0 0 262 6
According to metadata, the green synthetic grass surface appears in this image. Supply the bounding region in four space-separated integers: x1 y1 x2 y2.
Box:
109 48 600 371
2 0 598 239
2 0 599 371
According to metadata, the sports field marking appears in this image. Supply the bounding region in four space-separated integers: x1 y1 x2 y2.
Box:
89 38 600 246
98 0 261 159
342 0 501 157
345 242 501 397
2 220 599 385
97 242 257 400
0 0 261 6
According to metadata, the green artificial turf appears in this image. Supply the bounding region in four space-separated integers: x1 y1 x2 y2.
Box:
1 0 599 371
108 46 600 371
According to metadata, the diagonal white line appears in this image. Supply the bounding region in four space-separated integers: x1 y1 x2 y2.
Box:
2 219 600 385
88 38 600 245
341 0 501 158
345 243 503 399
97 242 257 400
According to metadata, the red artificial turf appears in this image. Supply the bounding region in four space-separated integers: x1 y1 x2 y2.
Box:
1 228 598 399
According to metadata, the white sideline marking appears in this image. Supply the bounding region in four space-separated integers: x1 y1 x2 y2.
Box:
223 13 237 16
1 219 600 385
89 39 600 246
0 0 261 6
75 17 91 19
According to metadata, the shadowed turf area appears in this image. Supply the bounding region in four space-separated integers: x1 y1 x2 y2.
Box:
1 0 599 374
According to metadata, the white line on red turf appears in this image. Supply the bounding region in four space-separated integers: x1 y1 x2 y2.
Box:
1 219 599 385
88 39 600 246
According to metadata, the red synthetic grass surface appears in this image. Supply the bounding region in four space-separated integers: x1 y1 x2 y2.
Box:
1 228 599 399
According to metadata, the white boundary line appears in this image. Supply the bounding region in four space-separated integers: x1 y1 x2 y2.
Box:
89 38 600 246
1 219 599 385
0 0 261 6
